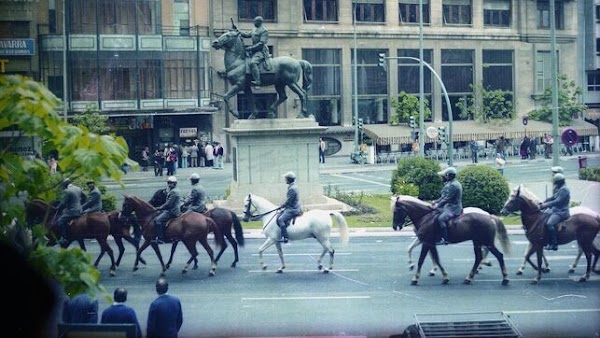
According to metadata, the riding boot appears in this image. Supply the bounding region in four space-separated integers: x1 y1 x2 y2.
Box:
250 64 261 86
544 226 558 251
153 223 164 244
436 222 449 245
279 225 289 243
58 222 68 246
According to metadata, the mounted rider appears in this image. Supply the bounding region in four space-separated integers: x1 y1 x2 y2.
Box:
153 176 182 244
276 171 302 243
81 180 102 214
539 173 570 251
55 178 84 245
182 173 207 214
432 167 463 245
238 16 269 86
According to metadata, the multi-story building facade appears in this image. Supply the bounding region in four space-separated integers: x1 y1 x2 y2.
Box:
210 0 599 157
583 0 600 123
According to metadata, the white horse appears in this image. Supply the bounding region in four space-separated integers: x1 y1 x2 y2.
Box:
242 194 349 273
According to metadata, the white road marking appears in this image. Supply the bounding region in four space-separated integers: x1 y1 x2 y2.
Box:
248 269 359 273
241 295 371 301
331 173 391 187
504 308 600 314
251 252 351 257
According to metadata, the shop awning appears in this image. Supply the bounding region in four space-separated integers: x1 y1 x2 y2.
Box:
364 119 599 146
585 108 600 121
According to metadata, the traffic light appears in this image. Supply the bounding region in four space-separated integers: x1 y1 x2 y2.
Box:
378 53 387 70
409 115 416 128
358 118 364 130
438 126 446 143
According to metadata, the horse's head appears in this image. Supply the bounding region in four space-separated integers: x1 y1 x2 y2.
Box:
211 30 241 51
391 195 434 231
500 185 541 216
242 194 256 222
391 196 408 231
149 188 167 207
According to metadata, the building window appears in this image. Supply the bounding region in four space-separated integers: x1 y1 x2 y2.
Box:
352 49 389 124
482 50 513 91
399 0 430 25
41 52 64 100
353 0 385 23
483 0 510 27
537 1 564 30
164 52 197 99
443 0 472 26
596 5 600 22
239 0 276 21
303 49 342 126
71 53 99 101
139 55 161 99
174 0 190 36
304 0 338 22
99 52 136 100
535 50 559 94
396 49 433 121
441 49 474 121
588 72 600 92
70 0 97 34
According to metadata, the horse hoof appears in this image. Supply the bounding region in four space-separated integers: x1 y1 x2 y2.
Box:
428 272 435 277
408 265 415 271
262 265 267 271
411 280 418 286
502 279 509 286
463 279 472 285
209 271 216 277
578 277 588 282
568 268 575 274
516 270 523 276
483 261 492 267
442 278 450 284
231 262 237 268
166 264 171 269
181 269 188 274
542 268 550 273
323 269 330 274
133 267 139 272
276 269 283 274
110 270 116 277
530 279 539 284
318 264 323 270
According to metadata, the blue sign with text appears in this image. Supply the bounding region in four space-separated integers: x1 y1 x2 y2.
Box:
0 39 35 56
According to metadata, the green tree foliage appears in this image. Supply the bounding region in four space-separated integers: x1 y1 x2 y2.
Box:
391 157 442 200
389 91 431 126
71 104 113 135
457 83 516 123
528 74 586 126
0 75 135 296
457 166 510 214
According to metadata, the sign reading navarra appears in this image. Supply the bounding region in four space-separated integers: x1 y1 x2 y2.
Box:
0 39 35 56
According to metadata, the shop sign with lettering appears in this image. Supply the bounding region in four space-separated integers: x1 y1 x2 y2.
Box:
0 39 35 56
180 127 197 138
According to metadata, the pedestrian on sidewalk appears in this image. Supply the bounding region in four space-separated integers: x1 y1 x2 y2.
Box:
496 153 506 175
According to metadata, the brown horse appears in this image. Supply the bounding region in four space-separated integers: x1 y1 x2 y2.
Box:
105 211 146 267
149 188 245 268
120 193 224 277
500 185 600 283
25 199 118 276
392 196 511 285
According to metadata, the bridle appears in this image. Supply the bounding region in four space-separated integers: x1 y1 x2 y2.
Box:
243 194 281 221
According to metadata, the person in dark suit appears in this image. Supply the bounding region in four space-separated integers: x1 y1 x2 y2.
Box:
62 292 98 324
101 288 141 338
432 167 463 245
147 277 183 338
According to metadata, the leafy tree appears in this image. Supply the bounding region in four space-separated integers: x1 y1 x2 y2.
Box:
389 91 431 126
457 166 510 214
457 83 516 123
71 104 113 135
391 157 442 201
528 74 586 126
0 75 135 297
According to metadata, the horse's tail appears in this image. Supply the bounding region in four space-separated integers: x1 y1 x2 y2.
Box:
206 216 225 248
300 60 313 91
492 215 511 256
230 211 245 247
329 211 349 246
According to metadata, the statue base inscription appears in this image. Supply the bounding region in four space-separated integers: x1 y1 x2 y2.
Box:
218 118 344 212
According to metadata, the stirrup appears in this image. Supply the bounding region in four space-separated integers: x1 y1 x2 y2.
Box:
251 80 261 86
277 237 288 243
436 239 448 245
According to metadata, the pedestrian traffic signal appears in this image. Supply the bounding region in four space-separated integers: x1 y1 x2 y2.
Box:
358 118 364 130
409 115 416 128
378 53 387 70
438 126 446 143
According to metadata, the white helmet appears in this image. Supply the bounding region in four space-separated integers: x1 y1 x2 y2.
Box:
190 173 200 180
551 166 564 174
437 167 457 176
552 173 565 183
283 171 296 180
167 176 177 183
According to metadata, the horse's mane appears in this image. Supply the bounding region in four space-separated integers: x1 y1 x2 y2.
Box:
248 194 276 208
390 195 431 210
514 185 542 204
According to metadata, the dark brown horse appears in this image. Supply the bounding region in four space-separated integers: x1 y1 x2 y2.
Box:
120 193 224 277
391 196 511 285
149 188 245 268
105 211 146 267
500 185 600 283
25 199 118 276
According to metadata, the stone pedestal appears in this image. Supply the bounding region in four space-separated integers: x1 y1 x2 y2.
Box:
219 118 331 212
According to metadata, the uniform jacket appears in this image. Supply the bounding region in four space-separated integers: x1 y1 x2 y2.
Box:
541 183 571 219
101 303 141 338
158 187 182 217
82 187 102 213
240 26 269 56
146 294 183 338
58 184 84 217
183 183 207 213
62 293 98 324
435 179 463 216
282 182 302 215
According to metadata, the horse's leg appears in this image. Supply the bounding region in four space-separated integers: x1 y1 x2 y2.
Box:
316 238 335 273
96 237 117 277
274 242 286 273
222 84 244 118
428 245 449 284
287 82 308 118
114 236 125 267
166 241 179 270
519 243 537 274
197 237 217 277
124 235 146 265
569 247 583 274
214 235 230 267
78 239 86 251
465 244 484 284
267 84 288 118
246 85 259 119
485 245 509 286
133 239 152 272
149 242 168 276
532 246 544 284
412 245 429 285
577 243 593 282
479 246 492 269
258 238 277 271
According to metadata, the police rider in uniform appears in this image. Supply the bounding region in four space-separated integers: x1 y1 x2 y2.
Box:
432 167 463 245
276 172 302 243
153 176 182 243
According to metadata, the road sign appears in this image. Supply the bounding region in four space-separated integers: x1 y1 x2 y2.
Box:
426 126 438 139
522 116 528 126
561 128 578 146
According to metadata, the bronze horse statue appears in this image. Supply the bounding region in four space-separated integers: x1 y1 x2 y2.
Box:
391 196 511 286
25 199 119 276
120 193 224 277
500 185 600 283
211 29 313 119
149 188 245 268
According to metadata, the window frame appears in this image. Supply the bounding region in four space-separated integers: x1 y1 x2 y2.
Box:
399 0 430 25
238 0 277 21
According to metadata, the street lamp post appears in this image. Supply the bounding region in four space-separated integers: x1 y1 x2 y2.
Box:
352 2 359 154
418 0 425 157
62 0 68 120
550 0 560 166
